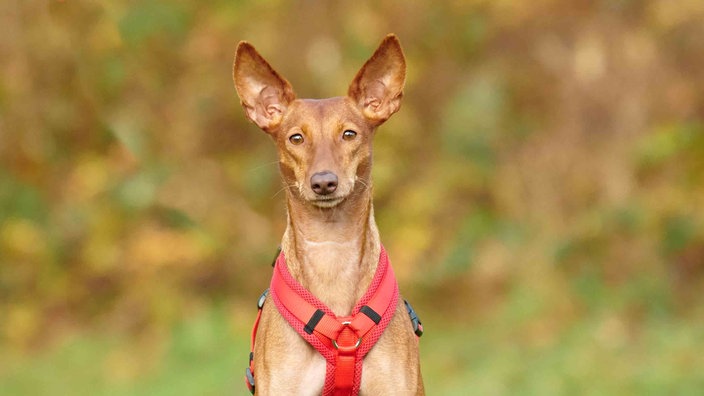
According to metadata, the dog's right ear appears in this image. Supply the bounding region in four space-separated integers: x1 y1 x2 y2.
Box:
348 34 406 125
233 42 296 133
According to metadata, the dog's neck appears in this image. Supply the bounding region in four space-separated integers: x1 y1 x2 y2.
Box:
280 185 380 316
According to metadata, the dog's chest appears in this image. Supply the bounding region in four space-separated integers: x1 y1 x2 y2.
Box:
300 240 362 314
298 355 326 395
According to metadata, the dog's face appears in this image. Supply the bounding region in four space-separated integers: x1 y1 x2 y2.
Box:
233 35 406 209
272 97 374 208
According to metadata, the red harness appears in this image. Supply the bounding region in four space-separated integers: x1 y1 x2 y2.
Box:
245 245 418 395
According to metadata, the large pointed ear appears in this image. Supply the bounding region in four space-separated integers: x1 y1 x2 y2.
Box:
233 42 296 132
348 34 406 125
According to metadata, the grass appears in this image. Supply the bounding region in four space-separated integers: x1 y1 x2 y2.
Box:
0 306 248 396
2 303 703 395
421 313 704 395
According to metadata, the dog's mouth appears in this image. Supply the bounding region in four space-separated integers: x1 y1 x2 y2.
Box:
311 195 346 208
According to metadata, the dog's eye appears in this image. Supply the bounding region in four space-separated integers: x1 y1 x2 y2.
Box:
342 130 357 141
289 133 304 145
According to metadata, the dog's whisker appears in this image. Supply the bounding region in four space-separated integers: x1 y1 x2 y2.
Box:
272 183 297 199
247 160 280 173
355 177 371 192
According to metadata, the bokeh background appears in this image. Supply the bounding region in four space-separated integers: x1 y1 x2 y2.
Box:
2 0 704 394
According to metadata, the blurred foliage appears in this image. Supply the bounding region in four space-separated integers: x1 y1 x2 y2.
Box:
1 0 704 393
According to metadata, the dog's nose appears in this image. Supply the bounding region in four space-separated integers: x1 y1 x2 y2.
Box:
310 171 338 195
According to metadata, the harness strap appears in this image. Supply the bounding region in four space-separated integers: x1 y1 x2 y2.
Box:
244 289 268 394
334 324 358 394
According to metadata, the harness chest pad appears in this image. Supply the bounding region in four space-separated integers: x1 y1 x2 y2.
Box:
244 245 423 396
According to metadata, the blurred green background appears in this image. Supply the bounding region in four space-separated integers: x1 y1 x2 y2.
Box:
2 0 704 395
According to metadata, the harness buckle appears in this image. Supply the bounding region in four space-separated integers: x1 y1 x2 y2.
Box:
245 367 255 394
404 299 424 337
257 289 269 310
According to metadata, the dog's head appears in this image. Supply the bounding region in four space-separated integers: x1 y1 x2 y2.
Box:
233 35 406 209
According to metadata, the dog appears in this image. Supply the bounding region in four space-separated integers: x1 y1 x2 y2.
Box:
233 34 423 395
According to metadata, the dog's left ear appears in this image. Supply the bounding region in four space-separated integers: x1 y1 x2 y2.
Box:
348 34 406 125
233 41 296 133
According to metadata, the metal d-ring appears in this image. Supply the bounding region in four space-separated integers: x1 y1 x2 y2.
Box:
333 321 361 350
332 337 362 350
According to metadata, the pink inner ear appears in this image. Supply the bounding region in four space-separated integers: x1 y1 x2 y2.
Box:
266 104 284 117
364 97 381 109
259 86 285 117
362 80 388 107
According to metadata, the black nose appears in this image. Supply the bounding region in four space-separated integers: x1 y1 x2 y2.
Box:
310 171 338 195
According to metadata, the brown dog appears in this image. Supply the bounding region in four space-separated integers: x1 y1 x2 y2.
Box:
233 34 423 395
